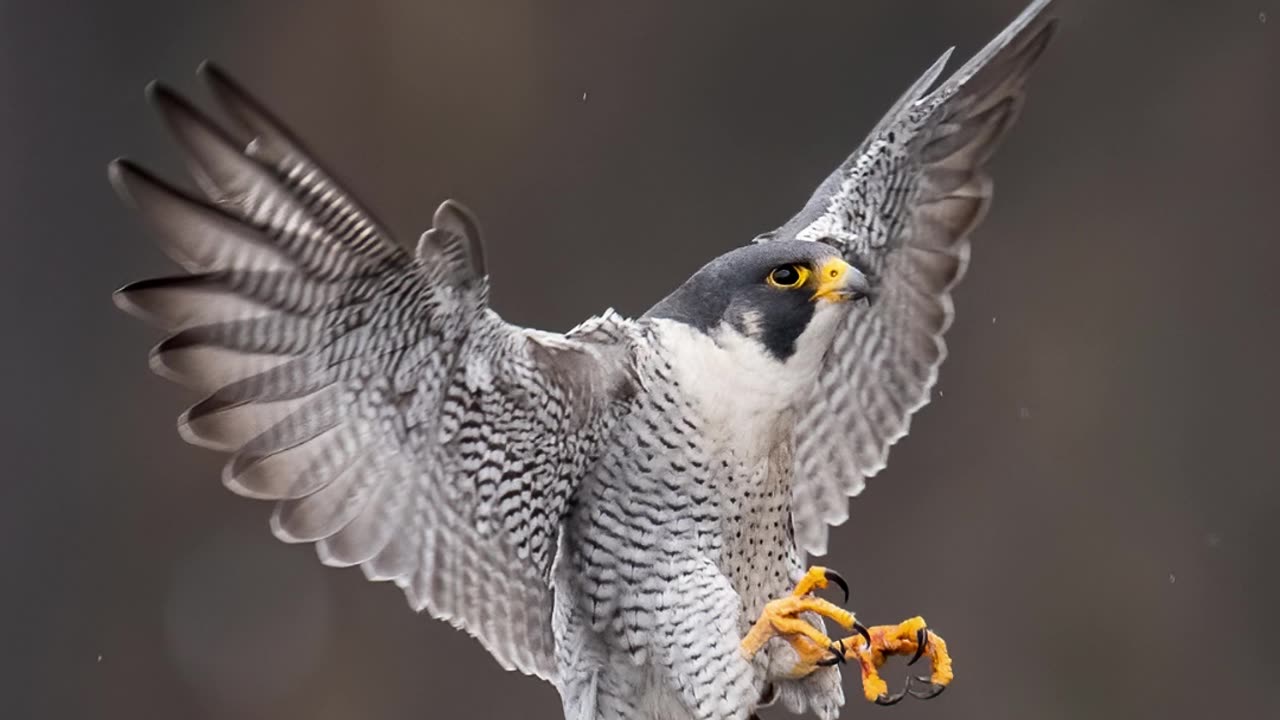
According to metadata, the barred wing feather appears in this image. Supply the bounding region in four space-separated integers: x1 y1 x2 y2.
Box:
111 65 635 680
763 0 1057 555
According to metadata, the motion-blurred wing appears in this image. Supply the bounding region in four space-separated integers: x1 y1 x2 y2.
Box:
762 0 1057 554
111 65 636 679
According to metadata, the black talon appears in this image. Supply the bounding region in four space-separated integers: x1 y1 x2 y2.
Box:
831 638 848 664
875 691 906 706
906 675 947 700
756 683 778 708
817 638 847 666
854 622 872 650
823 569 850 604
907 628 929 666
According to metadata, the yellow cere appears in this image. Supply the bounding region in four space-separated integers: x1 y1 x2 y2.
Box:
811 257 854 302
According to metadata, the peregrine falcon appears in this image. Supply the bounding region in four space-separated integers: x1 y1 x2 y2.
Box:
110 1 1055 718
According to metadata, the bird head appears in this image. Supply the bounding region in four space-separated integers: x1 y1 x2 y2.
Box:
643 240 871 363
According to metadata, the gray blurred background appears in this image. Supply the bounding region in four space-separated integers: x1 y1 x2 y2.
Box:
2 0 1277 718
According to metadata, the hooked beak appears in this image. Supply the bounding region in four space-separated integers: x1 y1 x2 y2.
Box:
811 257 872 303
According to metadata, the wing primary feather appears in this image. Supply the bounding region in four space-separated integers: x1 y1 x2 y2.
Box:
109 159 289 274
147 83 398 279
114 275 271 331
197 60 399 258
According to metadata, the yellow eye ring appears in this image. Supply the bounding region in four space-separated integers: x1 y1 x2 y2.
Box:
766 264 810 289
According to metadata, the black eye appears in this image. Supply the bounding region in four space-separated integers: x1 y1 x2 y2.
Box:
766 264 809 289
771 266 798 285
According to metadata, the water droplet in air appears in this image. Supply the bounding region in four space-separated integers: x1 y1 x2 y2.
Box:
1261 11 1268 23
581 91 589 102
1168 572 1176 584
96 654 103 663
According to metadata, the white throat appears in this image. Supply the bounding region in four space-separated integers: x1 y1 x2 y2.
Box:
651 304 844 456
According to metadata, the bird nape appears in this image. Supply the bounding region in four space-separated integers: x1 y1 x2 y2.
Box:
109 1 1056 718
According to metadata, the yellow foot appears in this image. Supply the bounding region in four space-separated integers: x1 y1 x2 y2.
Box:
739 567 868 678
834 616 954 706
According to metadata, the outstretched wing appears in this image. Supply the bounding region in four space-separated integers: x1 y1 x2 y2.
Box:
761 0 1057 554
111 64 636 679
